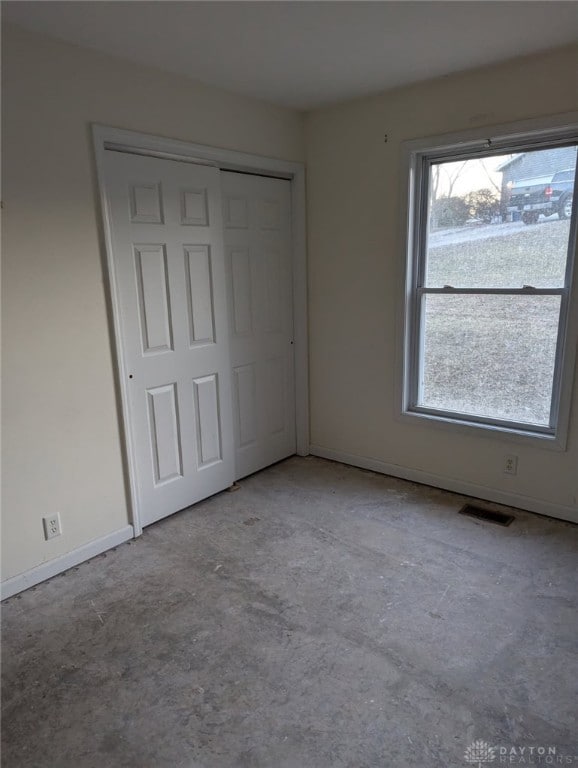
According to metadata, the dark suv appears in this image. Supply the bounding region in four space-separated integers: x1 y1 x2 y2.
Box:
507 168 575 224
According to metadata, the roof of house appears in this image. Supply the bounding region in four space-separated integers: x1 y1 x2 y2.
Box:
496 155 521 171
497 147 577 181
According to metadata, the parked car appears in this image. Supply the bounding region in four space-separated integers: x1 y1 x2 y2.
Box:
506 168 575 224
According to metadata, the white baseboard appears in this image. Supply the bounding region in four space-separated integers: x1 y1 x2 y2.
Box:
309 445 578 525
2 449 574 600
1 525 134 600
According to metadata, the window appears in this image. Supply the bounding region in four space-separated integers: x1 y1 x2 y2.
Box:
402 125 578 444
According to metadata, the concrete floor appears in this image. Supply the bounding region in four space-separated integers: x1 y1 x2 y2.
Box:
2 456 578 768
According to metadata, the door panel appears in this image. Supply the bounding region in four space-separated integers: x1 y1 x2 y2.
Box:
234 363 258 448
184 245 215 345
193 374 223 467
103 151 234 527
146 383 182 484
134 245 173 353
222 172 296 479
230 248 253 335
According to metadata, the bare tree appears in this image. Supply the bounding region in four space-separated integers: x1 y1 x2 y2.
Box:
444 161 468 198
430 161 467 230
477 158 502 195
431 164 441 203
429 165 441 229
430 161 469 202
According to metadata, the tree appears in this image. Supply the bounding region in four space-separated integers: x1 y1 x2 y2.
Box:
444 160 468 198
431 195 469 227
430 165 442 228
465 188 500 223
430 162 468 229
431 164 441 202
477 159 502 196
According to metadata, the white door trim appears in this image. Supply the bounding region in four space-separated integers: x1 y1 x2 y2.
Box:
92 124 309 536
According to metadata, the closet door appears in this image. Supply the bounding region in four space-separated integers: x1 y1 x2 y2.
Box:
102 151 234 527
222 172 296 479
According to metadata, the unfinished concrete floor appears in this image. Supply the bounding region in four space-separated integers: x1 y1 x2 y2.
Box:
2 457 578 767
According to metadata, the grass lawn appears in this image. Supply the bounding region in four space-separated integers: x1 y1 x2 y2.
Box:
420 219 571 425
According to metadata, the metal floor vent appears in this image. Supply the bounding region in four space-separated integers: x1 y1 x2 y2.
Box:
459 504 515 527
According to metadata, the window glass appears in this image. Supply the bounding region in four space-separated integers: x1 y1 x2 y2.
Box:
425 148 575 289
420 294 561 425
407 139 577 434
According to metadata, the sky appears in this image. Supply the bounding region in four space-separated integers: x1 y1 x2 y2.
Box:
434 154 513 198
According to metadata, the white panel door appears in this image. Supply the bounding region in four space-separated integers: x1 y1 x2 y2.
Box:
222 172 296 479
102 151 234 527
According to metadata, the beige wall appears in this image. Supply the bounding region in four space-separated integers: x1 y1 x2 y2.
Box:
3 22 578 588
305 44 578 519
1 24 304 582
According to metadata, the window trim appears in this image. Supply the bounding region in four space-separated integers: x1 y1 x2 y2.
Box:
398 114 578 450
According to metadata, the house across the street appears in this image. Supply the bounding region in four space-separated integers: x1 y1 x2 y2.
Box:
499 146 577 185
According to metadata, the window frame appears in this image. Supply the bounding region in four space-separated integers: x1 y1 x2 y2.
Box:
399 115 578 449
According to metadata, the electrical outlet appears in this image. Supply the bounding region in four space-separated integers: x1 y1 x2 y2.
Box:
43 514 62 540
503 454 518 475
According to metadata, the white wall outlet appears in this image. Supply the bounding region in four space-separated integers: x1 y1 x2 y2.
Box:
503 454 518 475
43 513 62 540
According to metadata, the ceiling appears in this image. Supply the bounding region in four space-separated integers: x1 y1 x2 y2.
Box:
4 1 578 110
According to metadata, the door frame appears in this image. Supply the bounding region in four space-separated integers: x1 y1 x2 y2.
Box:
92 123 309 536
